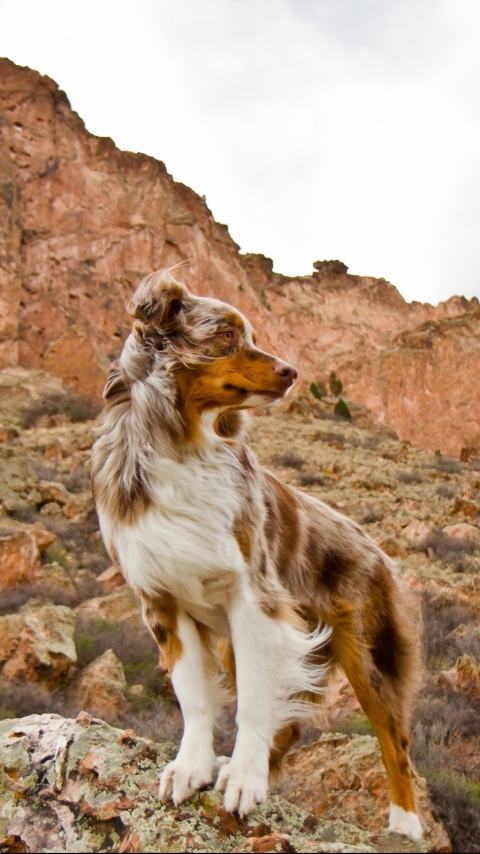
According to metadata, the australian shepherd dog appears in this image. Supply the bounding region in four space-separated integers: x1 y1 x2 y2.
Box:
91 267 422 838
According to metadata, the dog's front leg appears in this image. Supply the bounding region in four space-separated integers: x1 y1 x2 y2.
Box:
215 597 282 816
158 612 217 805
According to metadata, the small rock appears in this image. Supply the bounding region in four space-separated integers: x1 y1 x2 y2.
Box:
38 480 69 506
128 684 144 696
44 438 65 461
455 653 480 697
76 649 127 722
96 564 125 590
40 501 63 516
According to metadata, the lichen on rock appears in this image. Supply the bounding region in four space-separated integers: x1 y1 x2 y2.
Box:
0 714 450 853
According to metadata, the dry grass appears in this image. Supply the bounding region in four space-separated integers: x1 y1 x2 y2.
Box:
397 469 424 484
272 451 306 470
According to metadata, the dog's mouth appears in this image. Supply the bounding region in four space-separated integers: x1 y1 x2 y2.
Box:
224 384 282 400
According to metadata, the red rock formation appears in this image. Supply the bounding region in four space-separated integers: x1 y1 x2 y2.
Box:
0 57 478 452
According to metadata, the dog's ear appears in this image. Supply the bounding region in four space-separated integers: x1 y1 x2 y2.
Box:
126 269 188 330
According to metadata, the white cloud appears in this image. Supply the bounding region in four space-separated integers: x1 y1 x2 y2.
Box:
0 0 479 304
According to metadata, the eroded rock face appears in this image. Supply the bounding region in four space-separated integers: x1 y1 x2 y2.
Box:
0 713 449 853
0 58 479 451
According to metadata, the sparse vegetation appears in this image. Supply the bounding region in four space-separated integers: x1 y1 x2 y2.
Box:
299 472 327 486
437 483 459 499
272 451 305 470
360 504 385 524
397 469 424 484
21 392 102 429
329 370 343 396
334 398 351 420
310 380 327 400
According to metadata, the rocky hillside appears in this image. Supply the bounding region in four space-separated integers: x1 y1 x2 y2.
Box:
1 368 480 851
1 57 479 454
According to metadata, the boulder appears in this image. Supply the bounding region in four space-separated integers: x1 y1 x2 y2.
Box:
0 713 448 852
402 520 434 548
0 530 40 589
75 649 127 722
442 522 480 547
34 562 77 601
0 600 76 687
76 587 142 626
0 526 58 604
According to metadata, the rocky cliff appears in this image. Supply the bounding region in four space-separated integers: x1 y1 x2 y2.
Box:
0 56 479 454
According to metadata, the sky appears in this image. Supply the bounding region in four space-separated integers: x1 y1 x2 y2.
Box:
1 0 479 306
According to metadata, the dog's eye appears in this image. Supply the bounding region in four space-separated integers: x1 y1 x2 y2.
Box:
220 330 235 341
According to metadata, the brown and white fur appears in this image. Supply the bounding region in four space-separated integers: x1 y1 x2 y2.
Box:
91 267 423 838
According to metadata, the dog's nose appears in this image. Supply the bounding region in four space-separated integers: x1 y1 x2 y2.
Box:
273 361 298 384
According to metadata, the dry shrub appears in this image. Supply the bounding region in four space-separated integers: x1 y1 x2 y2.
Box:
272 452 305 470
361 434 382 451
59 470 91 494
21 393 101 429
0 679 74 720
42 508 110 576
28 459 89 493
421 592 477 668
427 775 480 854
412 682 480 854
313 431 345 445
397 469 424 484
360 504 385 524
437 483 459 499
426 455 464 475
299 472 327 487
74 615 161 694
0 584 76 616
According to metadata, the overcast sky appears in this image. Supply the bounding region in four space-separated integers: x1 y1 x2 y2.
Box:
1 0 479 305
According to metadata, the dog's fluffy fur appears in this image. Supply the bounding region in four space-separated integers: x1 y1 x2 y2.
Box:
91 267 423 838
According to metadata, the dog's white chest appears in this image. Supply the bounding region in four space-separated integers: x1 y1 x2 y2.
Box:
108 451 245 606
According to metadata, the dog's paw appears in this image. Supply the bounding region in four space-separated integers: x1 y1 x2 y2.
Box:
214 759 268 816
158 752 216 806
389 804 423 839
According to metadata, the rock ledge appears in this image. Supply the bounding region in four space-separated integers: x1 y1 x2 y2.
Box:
0 714 450 853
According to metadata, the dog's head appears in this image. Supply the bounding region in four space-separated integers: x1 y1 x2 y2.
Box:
124 267 297 438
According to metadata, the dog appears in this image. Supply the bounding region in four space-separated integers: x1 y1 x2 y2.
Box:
91 266 423 838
